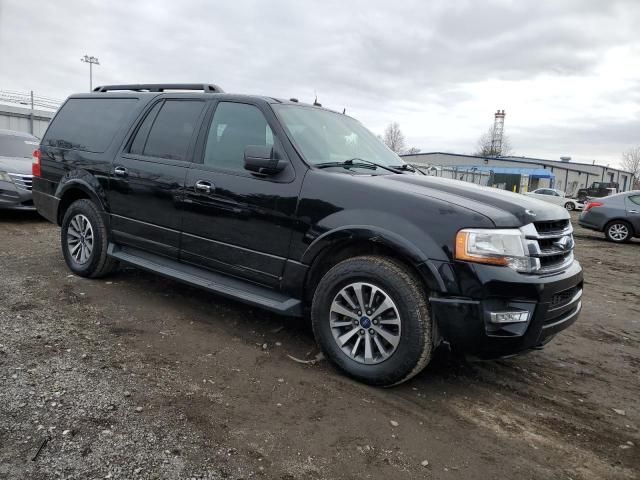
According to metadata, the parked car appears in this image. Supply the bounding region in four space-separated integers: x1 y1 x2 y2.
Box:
524 188 583 211
579 191 640 243
32 83 583 386
576 181 619 202
0 129 38 210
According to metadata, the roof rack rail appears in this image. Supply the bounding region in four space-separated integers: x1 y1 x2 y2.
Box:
93 83 224 93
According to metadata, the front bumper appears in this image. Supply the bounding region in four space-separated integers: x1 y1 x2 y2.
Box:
0 180 34 210
429 260 583 358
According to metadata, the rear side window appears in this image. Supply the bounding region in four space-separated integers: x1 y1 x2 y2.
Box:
630 195 640 206
139 100 205 161
43 98 136 153
129 102 163 155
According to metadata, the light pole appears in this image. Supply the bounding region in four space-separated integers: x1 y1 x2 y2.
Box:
80 55 100 91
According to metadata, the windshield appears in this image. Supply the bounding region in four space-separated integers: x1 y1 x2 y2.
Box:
0 135 38 158
273 105 404 168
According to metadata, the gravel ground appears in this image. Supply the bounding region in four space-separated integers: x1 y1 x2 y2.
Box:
0 210 638 480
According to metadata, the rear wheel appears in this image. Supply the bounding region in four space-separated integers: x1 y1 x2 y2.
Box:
604 220 632 243
564 202 575 211
311 256 432 386
61 199 118 277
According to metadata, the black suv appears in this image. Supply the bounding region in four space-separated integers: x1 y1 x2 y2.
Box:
32 84 583 386
576 181 619 201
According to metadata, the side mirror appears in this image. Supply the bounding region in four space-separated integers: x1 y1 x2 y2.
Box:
244 145 287 175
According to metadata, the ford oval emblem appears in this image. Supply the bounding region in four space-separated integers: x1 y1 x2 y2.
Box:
525 209 537 217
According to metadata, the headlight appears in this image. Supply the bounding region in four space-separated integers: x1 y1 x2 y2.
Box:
0 171 12 182
455 228 539 273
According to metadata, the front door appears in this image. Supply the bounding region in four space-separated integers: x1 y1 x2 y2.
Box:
180 100 301 288
108 98 207 258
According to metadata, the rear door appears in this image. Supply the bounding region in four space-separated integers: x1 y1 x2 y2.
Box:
626 194 640 233
180 100 301 288
107 98 207 258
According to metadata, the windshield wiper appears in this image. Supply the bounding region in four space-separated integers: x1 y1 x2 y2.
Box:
390 163 425 174
316 158 403 174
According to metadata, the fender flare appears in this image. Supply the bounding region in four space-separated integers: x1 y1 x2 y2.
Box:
300 225 448 293
55 173 109 223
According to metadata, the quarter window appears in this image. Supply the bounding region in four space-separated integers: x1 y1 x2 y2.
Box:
43 98 137 153
203 102 274 170
140 100 204 161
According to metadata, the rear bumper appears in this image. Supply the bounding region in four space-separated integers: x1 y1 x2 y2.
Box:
430 260 583 358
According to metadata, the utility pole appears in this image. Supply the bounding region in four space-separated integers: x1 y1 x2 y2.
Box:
29 90 34 135
80 55 100 91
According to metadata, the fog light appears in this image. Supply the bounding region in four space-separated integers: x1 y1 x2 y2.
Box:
489 311 530 324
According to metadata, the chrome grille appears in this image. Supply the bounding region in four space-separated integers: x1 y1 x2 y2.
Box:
8 173 33 191
522 220 575 274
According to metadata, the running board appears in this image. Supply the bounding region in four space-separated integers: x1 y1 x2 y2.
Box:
107 244 302 316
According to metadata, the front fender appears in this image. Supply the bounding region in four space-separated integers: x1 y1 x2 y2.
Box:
300 224 450 294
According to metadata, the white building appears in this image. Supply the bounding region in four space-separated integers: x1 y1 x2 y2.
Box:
402 152 636 196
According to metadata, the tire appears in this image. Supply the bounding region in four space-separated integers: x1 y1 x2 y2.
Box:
311 256 432 387
564 202 575 211
604 220 633 243
61 199 118 278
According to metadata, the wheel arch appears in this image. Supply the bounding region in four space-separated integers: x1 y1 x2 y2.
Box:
301 227 446 304
55 177 107 226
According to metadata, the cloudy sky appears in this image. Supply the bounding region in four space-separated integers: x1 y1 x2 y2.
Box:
1 0 639 166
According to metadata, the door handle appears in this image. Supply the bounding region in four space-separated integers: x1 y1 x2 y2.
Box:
195 180 213 194
114 166 128 177
629 210 639 214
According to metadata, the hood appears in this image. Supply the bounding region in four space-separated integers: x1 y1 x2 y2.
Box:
374 174 569 227
0 155 33 175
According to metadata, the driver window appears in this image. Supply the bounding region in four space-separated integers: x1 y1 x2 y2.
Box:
204 102 274 171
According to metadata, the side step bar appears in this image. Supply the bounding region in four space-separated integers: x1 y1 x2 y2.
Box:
107 244 302 316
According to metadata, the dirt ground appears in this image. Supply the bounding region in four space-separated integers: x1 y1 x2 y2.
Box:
0 210 638 480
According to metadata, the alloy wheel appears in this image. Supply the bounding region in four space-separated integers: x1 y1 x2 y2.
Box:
608 223 629 242
329 282 401 365
67 214 94 264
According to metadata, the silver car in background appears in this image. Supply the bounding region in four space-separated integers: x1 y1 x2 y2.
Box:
0 129 39 210
579 191 640 243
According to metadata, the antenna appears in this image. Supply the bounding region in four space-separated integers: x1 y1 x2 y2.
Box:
490 109 505 156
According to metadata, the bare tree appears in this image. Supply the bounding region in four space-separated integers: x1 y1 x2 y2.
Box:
382 122 420 155
383 122 406 154
474 127 513 157
621 146 640 188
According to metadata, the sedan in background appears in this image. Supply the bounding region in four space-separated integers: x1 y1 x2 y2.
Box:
0 129 38 210
579 191 640 243
525 188 584 211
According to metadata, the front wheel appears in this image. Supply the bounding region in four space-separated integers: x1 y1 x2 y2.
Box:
61 199 118 278
564 202 575 211
311 256 433 386
605 220 633 243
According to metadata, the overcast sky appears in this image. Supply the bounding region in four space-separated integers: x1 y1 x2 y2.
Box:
1 0 639 166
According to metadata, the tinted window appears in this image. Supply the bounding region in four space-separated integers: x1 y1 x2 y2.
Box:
0 134 39 158
143 100 205 161
203 102 273 170
129 102 163 155
43 98 136 153
630 195 640 206
536 189 552 195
